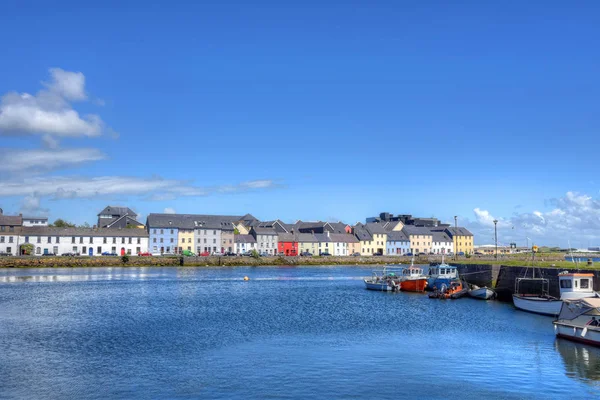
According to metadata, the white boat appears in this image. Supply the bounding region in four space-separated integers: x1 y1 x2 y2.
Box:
554 297 600 347
513 272 599 316
468 285 496 300
364 267 402 292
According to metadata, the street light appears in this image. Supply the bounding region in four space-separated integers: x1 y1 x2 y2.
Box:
454 215 458 260
493 219 498 259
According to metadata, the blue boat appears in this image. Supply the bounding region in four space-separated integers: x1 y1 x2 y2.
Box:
427 259 458 291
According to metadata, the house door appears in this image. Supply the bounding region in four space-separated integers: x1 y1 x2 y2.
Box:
89 247 93 256
121 247 125 256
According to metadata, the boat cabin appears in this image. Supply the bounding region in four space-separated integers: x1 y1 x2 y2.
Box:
558 272 595 298
428 265 458 280
403 267 424 278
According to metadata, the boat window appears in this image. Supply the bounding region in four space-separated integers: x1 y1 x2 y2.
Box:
560 279 572 289
580 279 589 289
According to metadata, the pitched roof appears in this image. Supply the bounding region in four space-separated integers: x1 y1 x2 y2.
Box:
330 233 359 243
277 232 297 242
234 234 256 244
402 226 434 236
21 226 148 237
97 206 137 217
251 227 277 235
365 222 387 235
353 224 372 241
105 215 145 228
387 231 409 242
296 233 318 243
328 222 350 233
146 213 241 230
445 227 474 237
313 233 331 243
432 231 453 243
0 215 23 226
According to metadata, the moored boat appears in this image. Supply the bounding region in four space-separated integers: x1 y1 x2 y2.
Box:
364 267 402 292
468 284 496 300
427 256 458 291
429 280 467 299
399 265 428 292
513 271 599 316
554 298 600 347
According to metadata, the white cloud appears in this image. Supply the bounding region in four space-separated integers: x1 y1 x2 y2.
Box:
43 68 87 101
20 194 49 216
0 68 104 137
0 148 106 172
163 207 176 214
465 191 600 247
0 176 280 200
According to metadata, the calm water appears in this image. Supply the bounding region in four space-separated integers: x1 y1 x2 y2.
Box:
1 266 599 400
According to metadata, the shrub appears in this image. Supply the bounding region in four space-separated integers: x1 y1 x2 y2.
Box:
122 254 130 264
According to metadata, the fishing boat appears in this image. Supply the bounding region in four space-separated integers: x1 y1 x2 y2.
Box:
398 259 428 292
364 267 402 292
468 284 496 300
553 297 600 347
513 271 598 316
426 256 458 290
428 280 467 299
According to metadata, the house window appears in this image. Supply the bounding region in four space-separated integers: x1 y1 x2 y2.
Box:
8 237 13 243
188 238 192 243
160 229 164 234
170 238 174 243
127 249 132 255
153 229 157 234
56 237 60 243
89 237 93 244
137 238 141 244
36 247 41 254
213 230 216 235
0 237 4 243
204 239 207 243
136 247 141 254
121 238 125 244
160 238 164 243
213 239 216 244
25 236 29 243
153 238 157 243
128 238 132 244
72 237 76 244
6 247 11 253
182 238 185 243
80 237 84 244
103 238 107 244
37 237 41 243
113 238 117 244
97 246 102 254
170 229 174 234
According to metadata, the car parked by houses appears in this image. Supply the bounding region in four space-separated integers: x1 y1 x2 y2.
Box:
138 252 152 256
102 252 118 256
300 251 313 256
320 252 332 256
199 251 210 256
350 252 361 256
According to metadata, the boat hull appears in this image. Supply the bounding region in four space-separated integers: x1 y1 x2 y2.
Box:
364 280 394 291
400 279 427 292
555 323 600 347
469 287 495 300
512 295 562 316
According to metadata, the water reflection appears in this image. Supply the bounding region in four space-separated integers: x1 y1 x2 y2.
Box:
555 338 600 383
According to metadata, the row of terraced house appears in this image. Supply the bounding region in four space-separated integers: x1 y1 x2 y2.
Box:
0 207 474 256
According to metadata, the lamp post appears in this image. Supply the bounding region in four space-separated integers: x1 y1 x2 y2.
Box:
493 219 498 260
454 215 458 260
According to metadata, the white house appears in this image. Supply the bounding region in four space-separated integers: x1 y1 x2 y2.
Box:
0 211 22 255
20 227 149 256
234 234 256 254
386 231 410 255
250 227 278 255
22 216 48 227
431 231 454 255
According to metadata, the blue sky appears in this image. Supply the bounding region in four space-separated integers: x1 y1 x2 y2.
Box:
1 1 600 247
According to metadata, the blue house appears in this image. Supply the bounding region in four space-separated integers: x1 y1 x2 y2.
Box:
386 231 410 256
146 214 180 254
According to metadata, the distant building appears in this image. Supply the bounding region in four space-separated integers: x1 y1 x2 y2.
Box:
277 232 299 256
235 234 256 254
0 209 22 255
250 227 278 255
402 226 433 254
97 206 144 229
444 227 474 255
353 223 387 255
22 216 48 227
297 233 318 255
386 230 410 255
20 226 148 256
366 212 448 228
431 231 454 255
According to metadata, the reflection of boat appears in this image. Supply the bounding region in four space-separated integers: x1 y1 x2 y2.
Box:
514 271 599 316
554 337 600 382
364 267 402 292
553 298 600 347
468 284 496 300
427 257 458 290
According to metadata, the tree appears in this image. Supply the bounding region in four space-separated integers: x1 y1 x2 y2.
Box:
20 243 34 255
51 219 75 228
78 222 91 228
234 228 240 235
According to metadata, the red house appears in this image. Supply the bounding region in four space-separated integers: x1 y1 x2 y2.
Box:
277 233 298 256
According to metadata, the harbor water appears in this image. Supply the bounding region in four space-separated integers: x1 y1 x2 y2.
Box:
1 266 599 399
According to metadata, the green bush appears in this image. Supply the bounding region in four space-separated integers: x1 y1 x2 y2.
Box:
251 249 260 259
122 254 130 264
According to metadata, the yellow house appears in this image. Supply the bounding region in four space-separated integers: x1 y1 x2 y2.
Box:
298 233 318 255
383 220 404 232
446 227 474 255
234 222 250 235
177 228 195 252
353 223 387 255
402 226 433 254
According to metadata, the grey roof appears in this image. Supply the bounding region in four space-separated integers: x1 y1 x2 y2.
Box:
22 216 48 221
294 221 325 232
97 206 137 217
365 223 387 235
105 215 145 228
402 226 434 236
383 221 403 232
432 231 453 243
234 234 256 244
147 213 241 230
277 232 297 242
313 233 331 243
330 233 359 243
240 213 258 222
445 227 473 237
328 222 350 234
0 215 22 226
251 227 277 235
296 233 317 243
21 226 148 237
353 224 372 241
387 231 409 242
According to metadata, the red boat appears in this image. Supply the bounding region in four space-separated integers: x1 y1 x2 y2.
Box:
399 266 428 292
